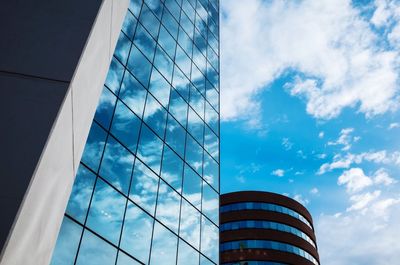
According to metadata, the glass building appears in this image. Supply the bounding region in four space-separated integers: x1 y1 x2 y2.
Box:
220 191 319 265
50 0 220 264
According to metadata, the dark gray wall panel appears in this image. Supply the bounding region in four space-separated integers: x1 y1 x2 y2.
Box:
0 72 69 250
0 0 102 81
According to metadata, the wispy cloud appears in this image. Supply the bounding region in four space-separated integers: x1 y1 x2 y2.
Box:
281 137 293 151
318 150 400 174
327 128 356 151
271 169 285 177
310 187 319 195
389 122 400 129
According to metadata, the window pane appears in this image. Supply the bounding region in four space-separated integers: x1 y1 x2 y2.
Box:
133 23 156 62
150 222 178 265
143 92 167 138
121 10 137 40
161 145 184 192
187 107 204 145
177 239 199 265
179 199 200 250
110 100 141 153
149 68 171 108
75 229 117 265
66 164 96 223
86 179 126 244
169 88 188 127
200 255 214 265
81 122 107 173
116 251 141 265
127 45 152 87
120 200 153 263
129 160 159 215
166 115 186 157
114 33 131 66
156 180 181 233
172 65 190 101
154 45 174 83
164 0 181 22
201 182 219 225
201 217 218 263
119 68 147 118
162 6 179 39
183 164 202 209
105 57 124 96
99 136 135 194
94 87 117 129
158 25 177 60
175 45 191 79
139 4 160 39
185 134 203 176
204 126 219 162
189 85 204 119
137 124 163 173
50 217 82 265
203 152 219 192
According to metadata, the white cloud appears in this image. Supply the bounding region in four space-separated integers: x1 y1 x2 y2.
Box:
319 131 325 138
281 137 293 150
347 190 381 212
327 128 356 151
236 175 246 184
221 0 400 123
316 153 327 159
373 168 397 186
293 194 309 206
338 168 373 193
317 150 400 174
316 199 400 265
271 169 285 177
389 122 400 129
297 150 307 159
310 187 319 194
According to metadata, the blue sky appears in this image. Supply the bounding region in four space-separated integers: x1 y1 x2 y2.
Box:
219 0 400 264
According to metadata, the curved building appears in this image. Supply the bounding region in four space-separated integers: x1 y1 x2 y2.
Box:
220 191 319 265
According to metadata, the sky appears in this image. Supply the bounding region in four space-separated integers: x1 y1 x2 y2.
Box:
219 0 400 264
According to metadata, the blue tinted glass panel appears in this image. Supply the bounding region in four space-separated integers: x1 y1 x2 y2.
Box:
81 122 107 172
75 229 117 265
66 164 96 223
86 178 126 244
50 217 82 265
119 70 147 117
94 87 117 129
110 100 141 152
150 222 178 265
120 200 153 263
137 124 164 174
129 159 159 215
99 136 134 194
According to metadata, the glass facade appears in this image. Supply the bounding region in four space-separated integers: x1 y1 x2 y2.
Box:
222 261 289 265
220 220 316 248
51 0 219 264
220 240 318 265
220 202 312 228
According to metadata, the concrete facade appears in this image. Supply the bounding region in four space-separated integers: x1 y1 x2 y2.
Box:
0 0 128 264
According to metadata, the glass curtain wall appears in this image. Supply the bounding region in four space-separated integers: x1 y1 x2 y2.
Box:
50 0 219 264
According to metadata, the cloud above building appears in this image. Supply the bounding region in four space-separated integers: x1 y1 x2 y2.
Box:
220 0 400 123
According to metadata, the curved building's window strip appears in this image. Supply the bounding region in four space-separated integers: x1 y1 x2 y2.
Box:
220 240 319 265
220 202 312 229
220 220 316 248
222 261 288 265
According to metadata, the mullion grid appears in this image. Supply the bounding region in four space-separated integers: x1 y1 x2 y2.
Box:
58 0 219 264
